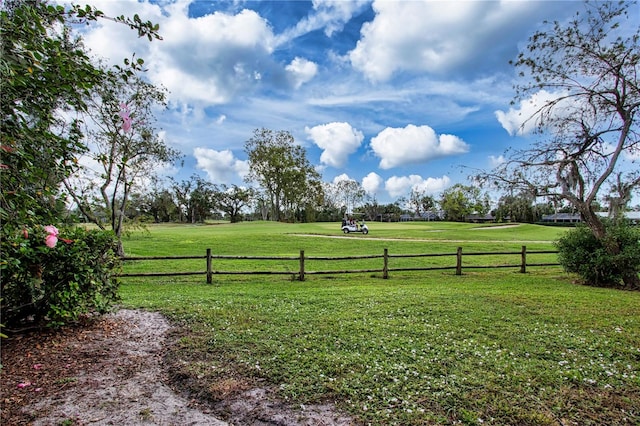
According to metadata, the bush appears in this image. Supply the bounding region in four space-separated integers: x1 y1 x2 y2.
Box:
1 225 121 330
555 221 640 288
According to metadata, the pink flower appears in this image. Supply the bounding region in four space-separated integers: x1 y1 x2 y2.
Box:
45 234 58 248
119 103 133 133
17 382 31 389
33 364 43 370
44 225 58 236
44 225 59 248
23 228 29 239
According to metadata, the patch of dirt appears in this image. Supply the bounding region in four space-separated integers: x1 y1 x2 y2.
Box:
1 309 356 426
470 224 522 230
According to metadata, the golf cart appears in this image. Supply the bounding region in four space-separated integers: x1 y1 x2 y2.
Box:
341 216 369 234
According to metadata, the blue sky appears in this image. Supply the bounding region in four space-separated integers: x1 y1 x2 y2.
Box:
76 0 638 204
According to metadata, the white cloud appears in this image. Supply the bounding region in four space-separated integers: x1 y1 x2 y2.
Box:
276 0 370 43
362 172 383 195
370 124 469 169
349 0 540 82
385 175 451 198
495 90 568 136
193 148 248 183
151 8 276 105
332 173 351 183
78 0 163 67
305 122 364 168
286 57 318 89
489 155 506 167
81 2 278 106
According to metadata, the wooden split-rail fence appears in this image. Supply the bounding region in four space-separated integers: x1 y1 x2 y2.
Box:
119 246 560 284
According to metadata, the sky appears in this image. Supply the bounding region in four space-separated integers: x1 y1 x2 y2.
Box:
73 0 638 205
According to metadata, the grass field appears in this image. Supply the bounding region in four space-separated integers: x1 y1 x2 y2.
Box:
118 222 640 425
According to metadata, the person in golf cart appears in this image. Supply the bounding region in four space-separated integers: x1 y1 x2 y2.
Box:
341 217 358 229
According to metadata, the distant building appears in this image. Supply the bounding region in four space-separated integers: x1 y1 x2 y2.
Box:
465 213 496 223
541 211 640 224
540 213 582 223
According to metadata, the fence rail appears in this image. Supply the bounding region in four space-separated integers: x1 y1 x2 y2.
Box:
119 246 561 284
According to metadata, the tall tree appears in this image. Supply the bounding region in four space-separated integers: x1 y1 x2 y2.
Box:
409 188 436 218
440 184 489 222
65 74 181 254
481 1 639 287
171 175 214 224
494 191 537 223
334 178 366 214
244 128 322 222
1 0 162 225
213 184 254 223
133 177 178 223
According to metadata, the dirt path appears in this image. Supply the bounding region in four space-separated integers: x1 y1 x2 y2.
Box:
1 310 355 426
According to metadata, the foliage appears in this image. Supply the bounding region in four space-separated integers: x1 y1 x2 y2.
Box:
439 183 490 221
1 1 98 227
213 184 255 223
0 0 161 328
245 128 323 222
1 225 121 329
408 188 436 217
333 178 366 214
170 175 216 223
64 74 182 254
126 180 180 223
0 1 162 227
481 2 640 286
556 221 640 289
494 191 553 223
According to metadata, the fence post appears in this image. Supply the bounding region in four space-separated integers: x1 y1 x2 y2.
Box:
206 248 212 284
456 247 463 275
299 250 305 281
383 248 389 279
520 245 527 274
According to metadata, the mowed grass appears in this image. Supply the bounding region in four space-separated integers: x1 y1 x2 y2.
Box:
118 222 640 425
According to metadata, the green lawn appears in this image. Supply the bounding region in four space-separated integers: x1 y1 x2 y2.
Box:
118 222 640 425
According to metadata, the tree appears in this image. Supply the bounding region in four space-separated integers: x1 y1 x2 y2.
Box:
494 191 537 223
315 182 344 222
1 1 104 227
334 178 366 214
244 128 322 222
0 0 162 328
360 196 381 222
171 175 215 224
65 74 181 254
213 184 254 223
440 184 490 222
482 2 639 288
132 177 179 223
409 188 436 218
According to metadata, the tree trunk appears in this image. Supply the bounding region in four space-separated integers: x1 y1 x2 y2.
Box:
116 240 125 257
580 206 606 239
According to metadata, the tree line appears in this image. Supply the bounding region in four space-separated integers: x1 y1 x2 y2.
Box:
106 172 582 226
